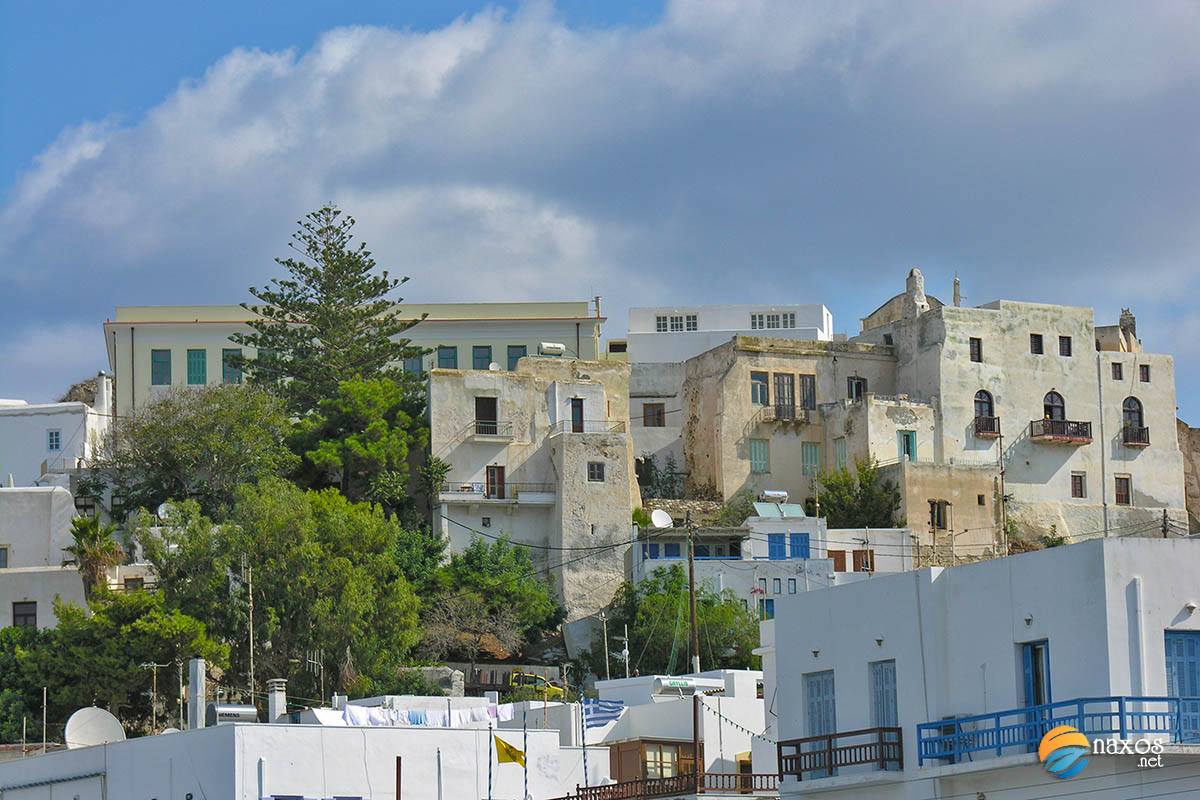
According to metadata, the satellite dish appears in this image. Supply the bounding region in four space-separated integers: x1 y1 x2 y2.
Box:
160 727 181 735
649 509 674 530
488 362 501 371
156 501 174 520
65 707 126 749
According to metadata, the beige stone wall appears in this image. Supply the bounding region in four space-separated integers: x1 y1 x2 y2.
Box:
1177 418 1200 531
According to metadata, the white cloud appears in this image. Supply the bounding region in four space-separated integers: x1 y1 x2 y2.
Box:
1 0 1198 406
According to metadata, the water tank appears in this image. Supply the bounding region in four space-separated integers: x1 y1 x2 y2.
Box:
205 702 258 726
652 676 726 695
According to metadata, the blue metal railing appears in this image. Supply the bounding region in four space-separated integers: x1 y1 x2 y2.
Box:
917 696 1200 766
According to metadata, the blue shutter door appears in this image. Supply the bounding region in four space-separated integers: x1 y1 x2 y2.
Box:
870 660 898 727
790 533 810 559
803 670 837 778
1166 631 1200 742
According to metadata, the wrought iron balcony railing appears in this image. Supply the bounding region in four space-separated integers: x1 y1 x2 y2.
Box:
472 419 514 437
1029 419 1092 443
755 404 812 425
973 416 1000 437
778 727 902 780
1123 425 1150 447
439 481 556 501
549 420 627 435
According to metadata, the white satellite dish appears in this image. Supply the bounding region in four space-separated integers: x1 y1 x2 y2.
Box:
65 707 126 749
649 509 674 530
488 362 501 371
156 501 174 520
159 727 181 735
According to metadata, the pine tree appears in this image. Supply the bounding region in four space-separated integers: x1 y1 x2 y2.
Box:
231 205 423 415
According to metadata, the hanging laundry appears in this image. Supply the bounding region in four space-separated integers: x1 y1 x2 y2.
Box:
407 708 427 726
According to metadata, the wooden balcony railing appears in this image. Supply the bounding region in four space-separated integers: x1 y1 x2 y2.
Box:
973 416 1000 438
700 772 779 792
552 772 779 800
1123 425 1150 447
778 727 902 780
1029 419 1092 444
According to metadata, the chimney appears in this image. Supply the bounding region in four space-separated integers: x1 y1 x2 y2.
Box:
952 273 961 308
267 678 287 723
593 296 602 319
188 658 207 729
94 371 112 416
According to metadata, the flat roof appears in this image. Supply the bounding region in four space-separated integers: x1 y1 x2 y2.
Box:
109 301 603 324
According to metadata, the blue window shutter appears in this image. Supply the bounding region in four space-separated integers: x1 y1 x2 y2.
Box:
768 534 786 560
790 532 810 559
664 542 681 559
648 542 660 559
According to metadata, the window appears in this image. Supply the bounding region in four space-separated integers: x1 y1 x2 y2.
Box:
150 349 172 385
833 437 847 471
587 461 606 482
1115 476 1131 505
644 542 660 560
847 376 868 400
768 533 786 560
669 315 684 332
978 494 986 506
656 315 669 333
929 499 948 530
12 602 36 629
484 463 505 497
1139 364 1151 383
472 345 493 370
124 577 144 591
974 389 994 419
750 372 770 405
801 442 821 477
772 578 782 594
1030 334 1044 355
403 355 423 375
759 598 775 620
758 578 767 592
829 550 846 572
749 438 770 473
46 429 61 452
437 346 458 369
1122 396 1144 430
969 337 982 363
1059 336 1073 357
869 660 898 729
222 348 243 384
774 374 795 417
507 345 527 371
608 341 627 354
790 532 810 559
1112 363 1123 380
782 312 796 328
0 546 8 568
750 313 765 330
898 430 916 462
644 742 695 779
766 313 781 329
1043 391 1065 421
685 314 698 331
1071 472 1086 499
186 348 207 385
664 542 681 559
799 374 816 410
642 402 666 428
853 549 875 572
481 516 491 528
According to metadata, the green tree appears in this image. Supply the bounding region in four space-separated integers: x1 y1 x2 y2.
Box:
291 377 427 507
63 516 125 599
715 489 756 527
96 385 297 519
132 479 423 699
583 565 759 678
816 459 901 528
433 537 564 644
230 204 424 416
420 592 523 679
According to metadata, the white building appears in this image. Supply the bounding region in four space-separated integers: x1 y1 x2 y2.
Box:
429 356 639 656
0 486 86 629
765 537 1200 799
633 503 913 620
0 372 112 488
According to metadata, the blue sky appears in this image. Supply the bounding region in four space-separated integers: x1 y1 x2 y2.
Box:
2 1 1199 420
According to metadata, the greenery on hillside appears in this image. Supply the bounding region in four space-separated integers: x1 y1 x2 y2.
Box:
816 459 901 528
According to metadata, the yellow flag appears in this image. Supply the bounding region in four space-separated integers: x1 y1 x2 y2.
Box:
494 735 525 767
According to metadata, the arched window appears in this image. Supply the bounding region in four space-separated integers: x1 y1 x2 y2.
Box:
974 390 994 419
1043 391 1065 421
1122 396 1144 429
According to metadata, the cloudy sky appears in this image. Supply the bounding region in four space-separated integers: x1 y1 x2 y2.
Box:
2 1 1198 418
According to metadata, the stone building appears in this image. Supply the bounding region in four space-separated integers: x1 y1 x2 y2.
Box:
681 270 1187 549
428 356 640 654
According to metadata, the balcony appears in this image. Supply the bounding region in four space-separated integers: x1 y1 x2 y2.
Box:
1029 419 1092 444
549 420 626 435
1123 425 1151 447
438 481 556 505
778 727 903 780
973 416 1000 438
471 419 514 439
755 404 811 426
553 772 779 799
917 695 1200 766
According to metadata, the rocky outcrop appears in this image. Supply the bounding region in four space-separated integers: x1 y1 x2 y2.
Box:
1177 418 1200 531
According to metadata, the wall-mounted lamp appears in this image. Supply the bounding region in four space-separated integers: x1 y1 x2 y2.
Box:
1185 601 1198 615
811 649 820 658
1024 614 1034 626
875 638 885 647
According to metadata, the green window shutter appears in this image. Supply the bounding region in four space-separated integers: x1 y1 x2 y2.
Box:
150 349 172 385
802 442 820 476
749 438 770 473
187 349 207 385
222 348 243 384
437 346 458 369
834 437 847 470
507 345 527 371
472 345 492 370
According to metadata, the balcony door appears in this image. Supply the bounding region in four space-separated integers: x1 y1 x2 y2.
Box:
1166 631 1200 743
475 396 498 435
803 670 837 778
774 374 795 419
1022 640 1052 747
570 398 584 433
485 465 505 500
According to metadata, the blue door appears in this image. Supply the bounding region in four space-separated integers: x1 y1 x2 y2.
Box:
1022 640 1052 746
1166 631 1200 743
870 660 900 771
804 671 836 778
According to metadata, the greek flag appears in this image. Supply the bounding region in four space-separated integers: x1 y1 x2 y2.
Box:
582 698 625 728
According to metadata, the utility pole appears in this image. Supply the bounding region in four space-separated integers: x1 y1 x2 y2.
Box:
1163 509 1170 538
599 611 611 681
621 624 630 679
140 662 170 733
691 692 702 791
686 513 701 675
243 555 255 703
178 660 185 729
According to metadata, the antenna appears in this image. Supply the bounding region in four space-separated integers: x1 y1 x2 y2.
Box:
64 707 126 749
649 509 674 530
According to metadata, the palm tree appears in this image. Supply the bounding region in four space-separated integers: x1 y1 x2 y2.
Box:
63 515 126 599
